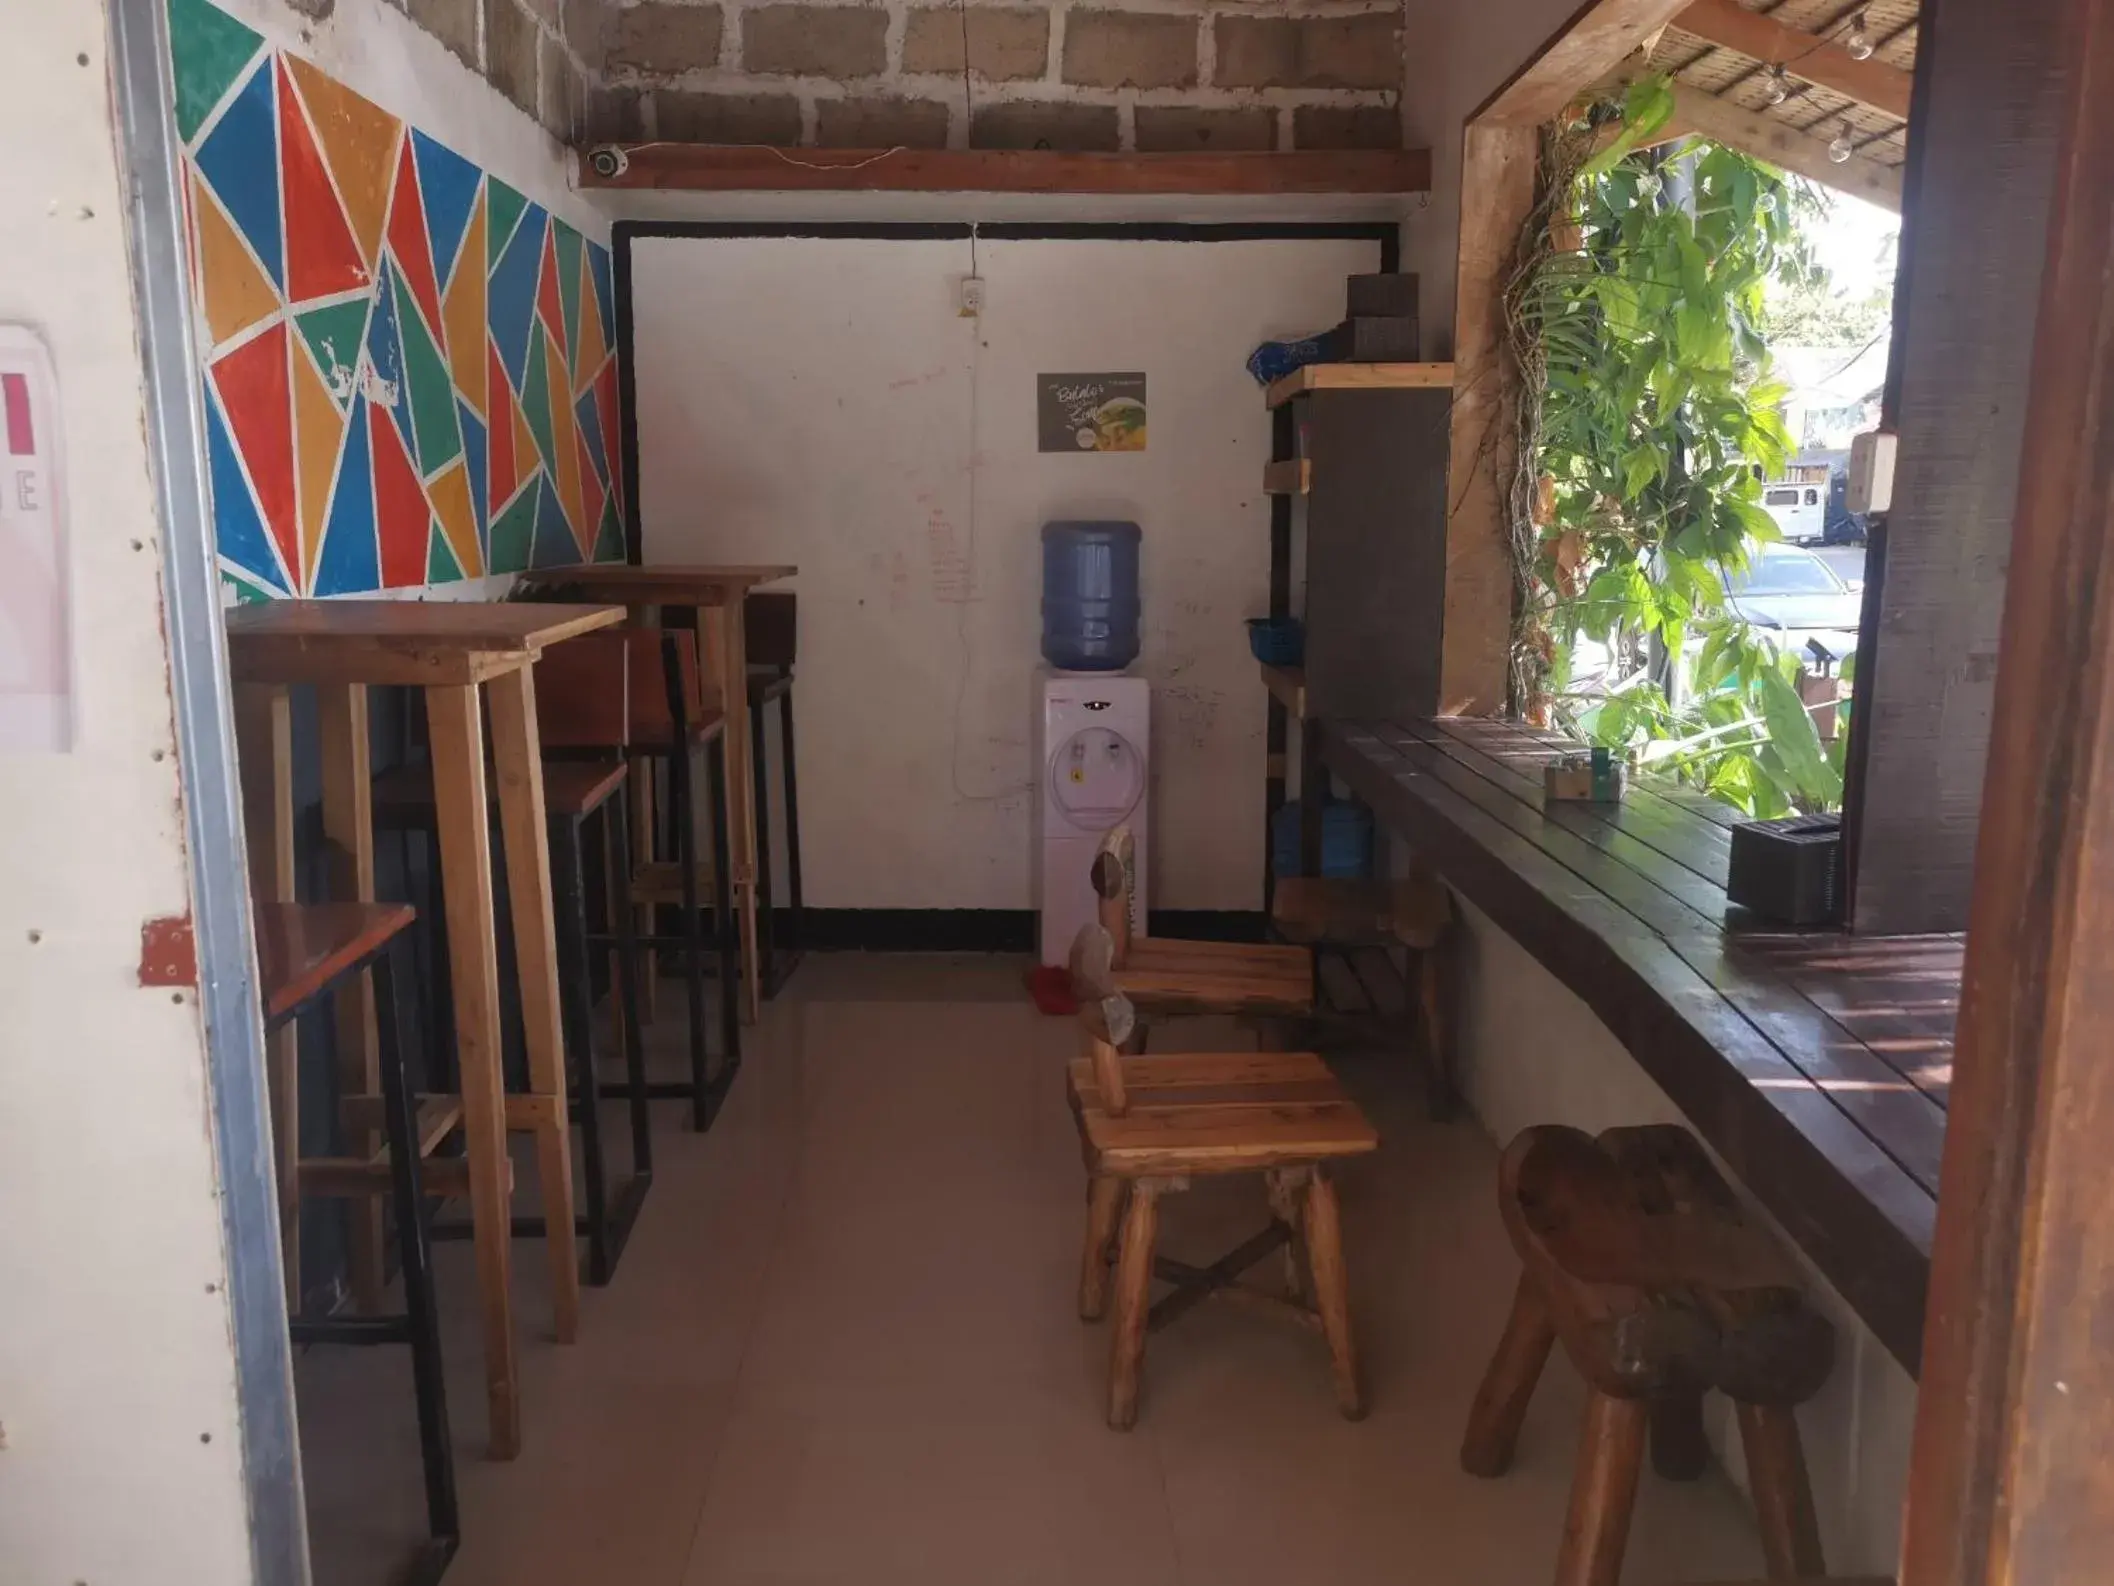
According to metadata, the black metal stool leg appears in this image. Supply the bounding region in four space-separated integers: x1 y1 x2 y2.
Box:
607 793 653 1179
750 691 778 997
707 737 743 1078
666 729 713 1130
373 941 460 1571
779 686 804 955
551 809 611 1286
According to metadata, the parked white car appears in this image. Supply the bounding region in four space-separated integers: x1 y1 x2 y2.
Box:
1761 480 1827 545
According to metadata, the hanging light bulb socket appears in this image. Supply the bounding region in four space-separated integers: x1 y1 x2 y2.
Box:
1844 9 1876 60
1763 64 1790 105
1828 120 1856 163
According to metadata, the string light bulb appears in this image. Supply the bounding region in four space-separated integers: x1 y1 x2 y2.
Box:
1844 10 1875 60
1828 121 1856 163
1763 64 1790 105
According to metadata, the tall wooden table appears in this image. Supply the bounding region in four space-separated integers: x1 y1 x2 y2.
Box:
514 566 796 1024
226 599 624 1459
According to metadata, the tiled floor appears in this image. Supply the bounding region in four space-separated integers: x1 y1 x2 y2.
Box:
297 954 1764 1586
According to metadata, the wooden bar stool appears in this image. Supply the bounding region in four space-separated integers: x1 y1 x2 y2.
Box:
1090 827 1315 1019
259 901 458 1585
608 627 743 1130
1270 873 1455 1115
372 645 655 1285
1460 1124 1836 1586
1066 923 1377 1429
745 590 804 998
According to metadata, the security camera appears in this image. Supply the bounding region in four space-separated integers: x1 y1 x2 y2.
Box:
588 145 630 180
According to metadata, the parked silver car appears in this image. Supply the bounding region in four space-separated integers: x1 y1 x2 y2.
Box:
1724 542 1862 665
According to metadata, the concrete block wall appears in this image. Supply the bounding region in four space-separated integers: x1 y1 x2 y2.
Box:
579 0 1405 151
384 0 601 144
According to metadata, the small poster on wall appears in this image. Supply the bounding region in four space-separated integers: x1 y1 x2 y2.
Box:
1037 372 1147 453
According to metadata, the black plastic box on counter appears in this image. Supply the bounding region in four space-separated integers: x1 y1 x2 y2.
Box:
1320 316 1421 363
1346 271 1419 320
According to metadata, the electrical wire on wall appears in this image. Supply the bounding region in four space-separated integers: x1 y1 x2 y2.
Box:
942 0 1027 804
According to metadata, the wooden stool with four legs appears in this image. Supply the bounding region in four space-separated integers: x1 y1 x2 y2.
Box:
1270 872 1456 1115
1090 826 1315 1021
1065 923 1377 1429
1460 1124 1837 1586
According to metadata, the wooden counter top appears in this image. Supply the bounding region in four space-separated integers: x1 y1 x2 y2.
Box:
1322 714 1953 1374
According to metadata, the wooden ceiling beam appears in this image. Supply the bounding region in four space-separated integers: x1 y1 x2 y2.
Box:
1675 0 1914 119
1668 85 1903 210
576 145 1431 195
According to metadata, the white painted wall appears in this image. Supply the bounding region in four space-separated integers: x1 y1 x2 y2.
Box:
1448 896 1915 1577
633 231 1378 910
0 4 256 1580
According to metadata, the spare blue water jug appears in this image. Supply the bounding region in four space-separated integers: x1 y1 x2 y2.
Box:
1041 521 1141 671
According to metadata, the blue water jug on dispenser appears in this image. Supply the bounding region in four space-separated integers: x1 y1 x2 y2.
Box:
1041 520 1141 671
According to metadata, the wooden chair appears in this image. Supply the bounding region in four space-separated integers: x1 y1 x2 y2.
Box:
1460 1125 1836 1586
1066 923 1377 1429
1090 826 1314 1018
745 589 804 997
1271 872 1456 1115
259 901 458 1583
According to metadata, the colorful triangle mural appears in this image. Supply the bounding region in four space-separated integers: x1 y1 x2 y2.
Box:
459 401 490 548
295 297 368 408
371 397 430 588
488 474 540 574
594 496 624 563
386 139 446 343
398 277 463 478
173 5 623 599
555 222 584 377
278 60 369 303
313 394 378 596
191 174 280 350
283 54 400 270
489 197 544 392
487 180 528 273
441 191 488 418
413 131 482 293
522 329 558 482
572 261 609 397
575 385 609 490
427 459 484 579
170 0 266 145
194 57 284 291
428 521 466 584
293 335 346 590
203 378 287 593
212 321 299 585
531 473 578 569
487 341 516 511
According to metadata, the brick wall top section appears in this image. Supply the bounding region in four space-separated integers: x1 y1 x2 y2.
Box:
576 0 1411 153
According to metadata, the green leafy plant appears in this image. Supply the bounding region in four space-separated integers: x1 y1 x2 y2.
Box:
1508 77 1846 817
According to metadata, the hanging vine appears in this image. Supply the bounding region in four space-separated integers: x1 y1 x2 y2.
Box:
1501 74 1847 817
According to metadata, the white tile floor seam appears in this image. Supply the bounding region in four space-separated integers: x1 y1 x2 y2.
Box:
295 954 1767 1586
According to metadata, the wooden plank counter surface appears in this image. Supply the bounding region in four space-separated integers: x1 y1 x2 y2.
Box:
1322 715 1956 1373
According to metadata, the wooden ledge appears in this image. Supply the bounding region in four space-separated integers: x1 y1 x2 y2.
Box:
1265 362 1455 408
579 144 1431 196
